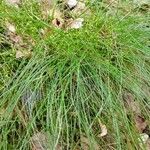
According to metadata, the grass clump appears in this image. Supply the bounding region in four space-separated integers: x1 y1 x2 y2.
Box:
0 0 150 149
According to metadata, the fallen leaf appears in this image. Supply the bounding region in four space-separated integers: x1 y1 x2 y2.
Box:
80 135 89 150
6 22 16 33
5 23 24 45
143 126 150 136
139 133 149 144
67 0 78 9
40 28 46 35
16 50 32 59
98 120 107 137
56 144 63 150
5 0 20 7
123 92 148 134
138 133 149 148
123 92 141 114
16 51 24 59
51 9 64 28
9 34 23 44
52 9 63 19
52 18 64 28
135 115 148 133
69 18 84 29
80 135 99 150
40 0 61 19
72 2 86 15
31 132 62 150
146 138 150 150
31 132 48 150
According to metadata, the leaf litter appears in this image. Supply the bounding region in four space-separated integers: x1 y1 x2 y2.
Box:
31 132 48 150
6 22 16 33
39 0 87 29
68 18 84 29
80 135 99 150
67 0 78 9
5 22 33 59
98 119 108 137
30 132 62 150
135 115 148 133
5 0 20 7
123 91 150 148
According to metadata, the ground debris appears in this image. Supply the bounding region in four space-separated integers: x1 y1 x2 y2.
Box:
123 91 149 141
71 1 86 15
80 135 99 150
98 119 108 137
6 22 16 33
5 0 20 7
30 132 62 150
68 18 84 29
5 22 34 58
135 115 148 133
16 50 32 59
67 0 78 9
123 92 141 114
31 132 48 150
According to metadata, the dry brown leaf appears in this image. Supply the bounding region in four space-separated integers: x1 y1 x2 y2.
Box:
72 2 86 15
10 34 23 44
67 0 78 8
41 1 61 19
16 51 25 59
40 0 53 10
31 132 48 150
135 115 148 133
100 124 107 137
52 18 64 28
123 92 148 134
5 0 20 7
123 92 141 114
80 135 99 150
6 22 16 33
53 9 63 19
139 133 149 144
16 50 32 59
56 144 63 150
98 120 107 137
5 22 35 50
138 133 149 149
51 9 64 28
5 23 24 45
74 1 91 16
9 34 34 55
68 18 84 29
31 132 62 150
80 135 89 150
